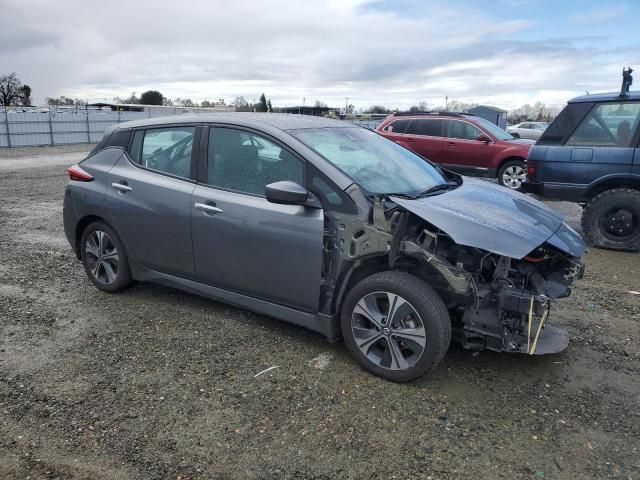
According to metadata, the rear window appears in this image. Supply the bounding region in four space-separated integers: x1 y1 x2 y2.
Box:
405 119 444 137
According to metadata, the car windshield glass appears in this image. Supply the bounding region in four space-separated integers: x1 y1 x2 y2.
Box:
289 127 447 195
470 117 513 140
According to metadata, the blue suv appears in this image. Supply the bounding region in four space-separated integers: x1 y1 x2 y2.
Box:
524 68 640 251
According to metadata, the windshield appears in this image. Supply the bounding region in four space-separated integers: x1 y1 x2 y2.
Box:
470 116 513 140
289 127 447 195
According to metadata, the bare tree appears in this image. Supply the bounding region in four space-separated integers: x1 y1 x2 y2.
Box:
0 73 25 106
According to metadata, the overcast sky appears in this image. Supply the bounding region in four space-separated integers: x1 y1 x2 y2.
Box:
2 0 639 109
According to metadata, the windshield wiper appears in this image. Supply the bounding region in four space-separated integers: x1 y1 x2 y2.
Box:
416 182 459 197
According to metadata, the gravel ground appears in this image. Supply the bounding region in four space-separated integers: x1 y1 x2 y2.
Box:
0 146 639 480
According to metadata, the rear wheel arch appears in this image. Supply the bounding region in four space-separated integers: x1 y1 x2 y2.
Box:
496 156 526 176
582 176 640 201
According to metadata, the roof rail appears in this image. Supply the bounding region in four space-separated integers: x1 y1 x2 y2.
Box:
392 111 472 118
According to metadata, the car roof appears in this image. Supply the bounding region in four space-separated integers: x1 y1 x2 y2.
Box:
112 112 348 131
568 91 640 103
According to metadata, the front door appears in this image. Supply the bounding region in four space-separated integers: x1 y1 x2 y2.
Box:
443 119 494 174
107 126 198 278
191 126 324 312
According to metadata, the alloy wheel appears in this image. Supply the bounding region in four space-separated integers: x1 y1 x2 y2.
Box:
85 230 119 285
351 291 426 371
502 165 526 189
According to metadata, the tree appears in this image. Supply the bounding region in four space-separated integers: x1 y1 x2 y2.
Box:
0 73 26 106
365 105 389 114
46 96 85 106
162 97 174 106
140 90 164 105
267 99 273 112
314 100 328 108
19 85 32 106
231 96 249 107
345 104 355 114
201 100 212 108
409 101 429 112
255 93 268 112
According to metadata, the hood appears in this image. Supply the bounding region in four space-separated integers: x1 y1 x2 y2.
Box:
390 177 586 259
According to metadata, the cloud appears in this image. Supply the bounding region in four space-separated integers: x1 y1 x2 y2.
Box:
0 0 637 109
570 5 627 24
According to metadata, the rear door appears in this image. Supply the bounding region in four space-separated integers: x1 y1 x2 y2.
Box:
190 126 324 312
403 118 445 162
378 118 413 149
107 125 199 278
443 119 493 174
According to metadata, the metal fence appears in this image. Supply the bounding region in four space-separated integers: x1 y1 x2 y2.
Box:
0 107 386 148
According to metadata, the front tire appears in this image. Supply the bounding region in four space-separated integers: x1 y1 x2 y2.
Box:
582 188 640 252
80 221 132 292
340 271 451 382
498 159 526 190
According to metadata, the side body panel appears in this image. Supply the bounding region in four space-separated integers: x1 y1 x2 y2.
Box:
191 185 324 312
107 156 196 278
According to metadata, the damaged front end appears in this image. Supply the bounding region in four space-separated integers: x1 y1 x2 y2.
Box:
329 187 585 355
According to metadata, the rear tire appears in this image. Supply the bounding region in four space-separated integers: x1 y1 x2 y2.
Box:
581 188 640 252
498 159 526 190
340 271 451 382
511 132 520 139
80 221 132 292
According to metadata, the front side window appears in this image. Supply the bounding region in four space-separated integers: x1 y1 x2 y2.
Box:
130 127 195 178
289 127 447 195
406 119 444 137
447 120 482 140
207 127 303 196
470 117 513 140
566 102 640 147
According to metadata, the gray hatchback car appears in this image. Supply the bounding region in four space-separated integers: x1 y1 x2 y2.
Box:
64 113 586 381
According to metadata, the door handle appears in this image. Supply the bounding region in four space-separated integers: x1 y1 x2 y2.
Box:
405 138 416 142
194 202 223 215
112 182 133 192
446 142 457 147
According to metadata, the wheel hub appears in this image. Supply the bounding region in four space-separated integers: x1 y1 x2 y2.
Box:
604 209 635 237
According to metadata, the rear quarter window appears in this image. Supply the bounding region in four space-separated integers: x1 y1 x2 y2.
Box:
537 102 592 145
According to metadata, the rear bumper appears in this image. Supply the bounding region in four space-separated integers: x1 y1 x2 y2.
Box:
522 181 587 202
63 186 80 258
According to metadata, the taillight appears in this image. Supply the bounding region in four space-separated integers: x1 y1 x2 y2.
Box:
527 165 536 175
67 164 94 182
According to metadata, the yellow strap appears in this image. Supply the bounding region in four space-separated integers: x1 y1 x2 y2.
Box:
530 306 549 355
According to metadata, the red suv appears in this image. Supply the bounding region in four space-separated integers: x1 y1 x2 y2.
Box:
376 113 534 189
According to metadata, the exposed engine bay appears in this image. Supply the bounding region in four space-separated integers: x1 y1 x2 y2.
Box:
323 190 585 355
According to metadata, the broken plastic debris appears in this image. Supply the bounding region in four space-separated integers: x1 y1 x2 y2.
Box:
253 366 279 378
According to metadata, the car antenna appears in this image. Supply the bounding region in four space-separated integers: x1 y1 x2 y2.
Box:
619 66 633 98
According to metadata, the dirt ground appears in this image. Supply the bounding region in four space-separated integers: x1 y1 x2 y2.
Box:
0 146 639 480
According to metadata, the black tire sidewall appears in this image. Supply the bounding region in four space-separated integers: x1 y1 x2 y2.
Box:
80 221 132 292
582 188 640 252
340 271 451 382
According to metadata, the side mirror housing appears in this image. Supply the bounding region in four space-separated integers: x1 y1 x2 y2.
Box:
265 181 310 206
476 133 491 143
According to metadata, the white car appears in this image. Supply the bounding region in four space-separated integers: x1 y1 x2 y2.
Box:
507 122 548 140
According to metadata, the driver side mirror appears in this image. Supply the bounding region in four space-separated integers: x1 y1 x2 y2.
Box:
265 181 316 207
476 133 491 143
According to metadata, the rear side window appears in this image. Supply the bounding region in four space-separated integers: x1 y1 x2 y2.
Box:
446 120 482 140
538 102 592 145
566 102 640 147
129 127 195 178
383 119 411 133
405 119 444 137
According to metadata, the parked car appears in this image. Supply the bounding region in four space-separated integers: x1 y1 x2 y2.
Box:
375 112 533 190
507 122 548 140
64 113 585 381
524 75 640 251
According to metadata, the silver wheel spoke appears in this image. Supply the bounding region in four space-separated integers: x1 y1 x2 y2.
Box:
102 250 119 261
96 231 105 255
386 337 409 370
91 260 101 277
393 327 427 349
102 260 117 283
353 295 385 329
386 293 413 325
353 327 383 353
